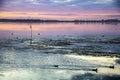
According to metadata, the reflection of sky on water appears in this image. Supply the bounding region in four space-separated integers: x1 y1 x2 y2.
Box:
0 22 120 39
0 50 120 80
0 22 120 80
72 73 120 80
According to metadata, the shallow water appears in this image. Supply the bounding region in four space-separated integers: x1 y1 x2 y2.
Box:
0 22 120 80
0 22 120 39
0 51 120 80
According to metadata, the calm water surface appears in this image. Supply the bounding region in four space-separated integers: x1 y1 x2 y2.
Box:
0 22 120 38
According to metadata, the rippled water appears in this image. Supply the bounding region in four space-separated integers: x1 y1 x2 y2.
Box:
0 22 120 80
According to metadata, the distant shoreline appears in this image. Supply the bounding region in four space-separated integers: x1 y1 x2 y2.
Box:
0 19 120 23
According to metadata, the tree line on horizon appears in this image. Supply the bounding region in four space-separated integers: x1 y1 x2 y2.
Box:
0 19 120 23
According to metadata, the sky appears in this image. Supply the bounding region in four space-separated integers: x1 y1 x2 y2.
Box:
0 0 120 20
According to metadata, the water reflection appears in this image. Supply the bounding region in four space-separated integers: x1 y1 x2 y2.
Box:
0 51 120 80
0 22 120 39
71 73 120 80
0 22 120 80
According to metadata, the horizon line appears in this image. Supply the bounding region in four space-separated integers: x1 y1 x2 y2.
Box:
0 18 120 23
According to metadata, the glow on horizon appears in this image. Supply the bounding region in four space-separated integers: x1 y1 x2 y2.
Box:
0 11 120 20
0 0 120 20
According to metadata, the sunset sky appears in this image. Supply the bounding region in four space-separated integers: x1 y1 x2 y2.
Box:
0 0 120 20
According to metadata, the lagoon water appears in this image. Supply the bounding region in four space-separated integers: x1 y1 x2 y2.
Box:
0 22 120 80
0 22 120 38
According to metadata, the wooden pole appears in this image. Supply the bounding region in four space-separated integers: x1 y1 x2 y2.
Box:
30 25 32 44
